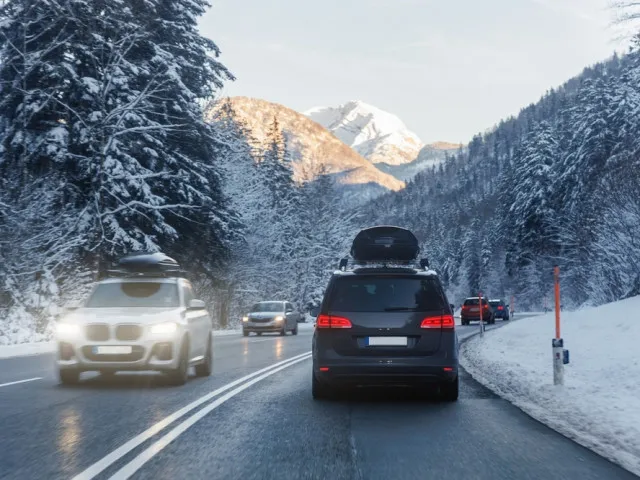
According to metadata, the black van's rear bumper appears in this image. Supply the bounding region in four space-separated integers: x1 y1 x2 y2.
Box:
313 355 458 387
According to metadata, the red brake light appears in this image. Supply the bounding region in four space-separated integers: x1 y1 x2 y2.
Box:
483 304 489 309
498 306 504 310
316 314 352 329
420 314 455 329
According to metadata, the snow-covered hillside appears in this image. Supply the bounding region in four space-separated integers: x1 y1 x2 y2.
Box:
306 100 424 166
462 296 640 476
206 97 404 197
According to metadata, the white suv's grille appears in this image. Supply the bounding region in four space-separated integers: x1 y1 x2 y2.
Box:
115 324 142 341
86 324 110 341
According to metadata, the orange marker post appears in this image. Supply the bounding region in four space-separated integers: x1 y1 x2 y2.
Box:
552 266 564 385
478 291 484 336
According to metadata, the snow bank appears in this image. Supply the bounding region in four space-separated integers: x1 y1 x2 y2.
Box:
0 341 55 359
461 296 640 476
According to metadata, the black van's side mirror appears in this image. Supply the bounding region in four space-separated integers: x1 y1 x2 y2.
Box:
309 306 320 318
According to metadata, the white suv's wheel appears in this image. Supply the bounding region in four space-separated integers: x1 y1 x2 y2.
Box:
168 338 189 386
195 335 212 377
59 368 79 385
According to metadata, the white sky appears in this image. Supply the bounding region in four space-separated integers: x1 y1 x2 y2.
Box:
200 0 623 144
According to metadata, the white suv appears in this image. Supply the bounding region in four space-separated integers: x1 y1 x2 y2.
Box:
55 255 213 386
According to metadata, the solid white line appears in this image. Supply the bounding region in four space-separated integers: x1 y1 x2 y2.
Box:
109 353 312 479
71 351 311 480
0 377 42 389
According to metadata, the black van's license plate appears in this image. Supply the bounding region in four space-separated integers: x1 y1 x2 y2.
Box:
366 337 408 347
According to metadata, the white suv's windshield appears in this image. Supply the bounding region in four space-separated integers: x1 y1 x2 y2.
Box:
86 282 180 308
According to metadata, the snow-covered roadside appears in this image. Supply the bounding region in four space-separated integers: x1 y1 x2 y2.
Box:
0 341 56 359
461 296 640 476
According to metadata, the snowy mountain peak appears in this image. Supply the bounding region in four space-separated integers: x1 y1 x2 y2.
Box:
305 101 424 166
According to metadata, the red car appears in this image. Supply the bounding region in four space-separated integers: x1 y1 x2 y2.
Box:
460 297 495 325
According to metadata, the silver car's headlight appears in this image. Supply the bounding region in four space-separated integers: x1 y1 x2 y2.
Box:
150 322 178 336
274 316 284 323
56 322 81 338
242 316 249 323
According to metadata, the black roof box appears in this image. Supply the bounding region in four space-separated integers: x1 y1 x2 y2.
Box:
100 253 185 279
117 253 179 271
350 226 420 264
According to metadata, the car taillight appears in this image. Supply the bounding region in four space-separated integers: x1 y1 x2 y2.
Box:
316 314 352 329
498 306 504 310
483 304 489 309
420 314 455 329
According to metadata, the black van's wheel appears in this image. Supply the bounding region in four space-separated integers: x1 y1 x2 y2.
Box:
441 376 459 402
312 372 332 400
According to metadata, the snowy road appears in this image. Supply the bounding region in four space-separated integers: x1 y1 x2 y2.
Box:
0 321 636 479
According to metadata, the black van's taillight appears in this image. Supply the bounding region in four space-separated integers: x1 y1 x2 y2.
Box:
420 314 455 329
316 314 352 329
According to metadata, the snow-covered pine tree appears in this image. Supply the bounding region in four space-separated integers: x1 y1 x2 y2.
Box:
0 0 236 339
508 121 559 269
294 164 358 310
0 0 90 340
128 0 237 276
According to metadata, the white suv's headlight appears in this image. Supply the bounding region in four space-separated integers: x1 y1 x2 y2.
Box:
274 316 284 322
56 322 80 337
150 322 178 336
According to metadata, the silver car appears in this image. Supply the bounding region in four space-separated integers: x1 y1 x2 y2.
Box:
242 301 301 336
55 276 213 385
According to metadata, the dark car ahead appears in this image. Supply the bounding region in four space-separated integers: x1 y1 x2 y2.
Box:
242 301 300 336
460 297 494 325
312 226 459 401
489 299 510 321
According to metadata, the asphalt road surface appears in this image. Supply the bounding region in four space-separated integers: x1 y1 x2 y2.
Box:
0 319 637 480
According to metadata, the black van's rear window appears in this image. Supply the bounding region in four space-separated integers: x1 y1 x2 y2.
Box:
329 276 447 312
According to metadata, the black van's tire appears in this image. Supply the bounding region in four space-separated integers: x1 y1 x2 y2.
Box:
441 376 459 402
312 373 332 400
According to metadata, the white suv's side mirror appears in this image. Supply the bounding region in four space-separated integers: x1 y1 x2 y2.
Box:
188 299 206 310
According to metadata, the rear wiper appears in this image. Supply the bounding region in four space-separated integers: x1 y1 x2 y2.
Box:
383 306 414 312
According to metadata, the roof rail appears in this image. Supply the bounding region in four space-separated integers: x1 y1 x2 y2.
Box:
337 257 431 272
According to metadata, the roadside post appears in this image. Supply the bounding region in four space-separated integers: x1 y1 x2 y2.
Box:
510 295 515 319
478 291 484 336
552 266 564 385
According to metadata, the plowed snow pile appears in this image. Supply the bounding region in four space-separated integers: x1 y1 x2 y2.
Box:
461 296 640 476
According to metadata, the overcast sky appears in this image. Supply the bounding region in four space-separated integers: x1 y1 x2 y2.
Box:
199 0 622 144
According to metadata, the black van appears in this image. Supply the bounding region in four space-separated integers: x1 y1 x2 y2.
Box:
311 226 459 401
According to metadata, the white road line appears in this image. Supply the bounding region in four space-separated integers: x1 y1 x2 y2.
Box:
72 351 311 480
109 353 312 479
0 377 42 389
